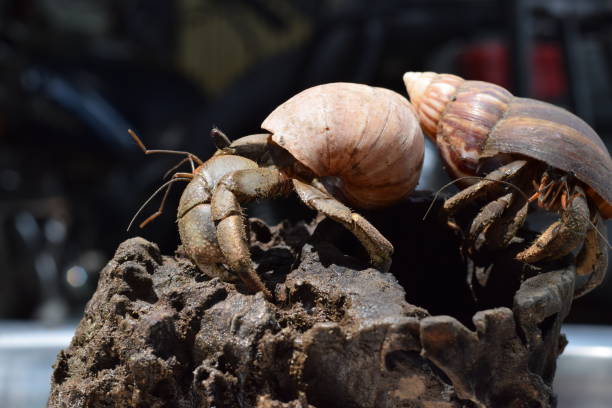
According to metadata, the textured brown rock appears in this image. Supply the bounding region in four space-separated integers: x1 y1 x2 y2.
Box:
48 195 575 408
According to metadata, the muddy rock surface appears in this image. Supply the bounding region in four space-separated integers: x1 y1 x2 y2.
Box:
48 196 575 408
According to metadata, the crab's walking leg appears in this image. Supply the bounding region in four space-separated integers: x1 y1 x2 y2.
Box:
212 168 292 299
444 160 530 248
516 186 589 264
467 192 514 248
574 211 608 298
292 179 393 271
443 160 529 217
484 199 529 249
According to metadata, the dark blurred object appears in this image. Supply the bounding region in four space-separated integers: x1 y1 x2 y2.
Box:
458 41 568 101
505 0 612 127
0 0 211 319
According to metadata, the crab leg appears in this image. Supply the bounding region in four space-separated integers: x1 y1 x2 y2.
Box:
443 160 528 217
516 186 589 264
467 192 514 249
212 168 394 297
292 179 393 271
444 160 531 246
212 168 292 299
484 199 529 249
574 211 608 298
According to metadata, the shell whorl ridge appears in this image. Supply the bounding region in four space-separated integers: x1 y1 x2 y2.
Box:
404 71 612 218
403 72 463 139
404 72 514 179
261 82 425 209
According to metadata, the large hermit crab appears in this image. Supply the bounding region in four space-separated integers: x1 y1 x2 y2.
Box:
404 72 611 297
130 83 424 299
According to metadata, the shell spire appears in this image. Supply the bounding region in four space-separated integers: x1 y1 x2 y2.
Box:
403 72 463 140
404 72 516 181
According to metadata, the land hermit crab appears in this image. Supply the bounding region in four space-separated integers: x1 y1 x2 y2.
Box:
404 71 611 297
130 82 424 299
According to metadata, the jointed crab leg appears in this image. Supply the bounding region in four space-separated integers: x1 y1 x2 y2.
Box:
483 199 529 250
516 186 589 263
212 168 291 299
444 159 604 299
292 179 393 271
443 160 532 249
210 167 395 298
443 160 529 217
466 193 514 249
575 211 609 298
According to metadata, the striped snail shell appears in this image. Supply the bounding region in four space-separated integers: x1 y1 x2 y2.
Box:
261 82 425 209
403 71 612 218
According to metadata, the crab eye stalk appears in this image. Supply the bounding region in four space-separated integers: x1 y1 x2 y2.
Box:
211 126 232 150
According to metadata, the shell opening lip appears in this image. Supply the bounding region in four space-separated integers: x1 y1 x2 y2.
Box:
268 137 318 181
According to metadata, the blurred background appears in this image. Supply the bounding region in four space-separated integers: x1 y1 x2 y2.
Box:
0 0 611 406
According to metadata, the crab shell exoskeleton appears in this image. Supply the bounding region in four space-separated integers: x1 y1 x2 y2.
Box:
261 82 425 209
403 71 612 219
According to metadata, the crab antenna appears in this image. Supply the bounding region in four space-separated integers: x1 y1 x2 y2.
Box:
163 156 196 179
138 180 174 229
137 172 194 228
422 176 530 221
211 126 232 150
126 176 192 232
128 129 204 165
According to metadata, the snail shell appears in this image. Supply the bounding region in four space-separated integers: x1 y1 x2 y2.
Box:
404 72 612 218
261 82 425 208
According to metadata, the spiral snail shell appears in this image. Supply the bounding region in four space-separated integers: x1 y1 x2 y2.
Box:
403 72 612 218
262 82 425 209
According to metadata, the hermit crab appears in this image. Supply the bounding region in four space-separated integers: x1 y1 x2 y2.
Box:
404 71 611 297
129 82 424 299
